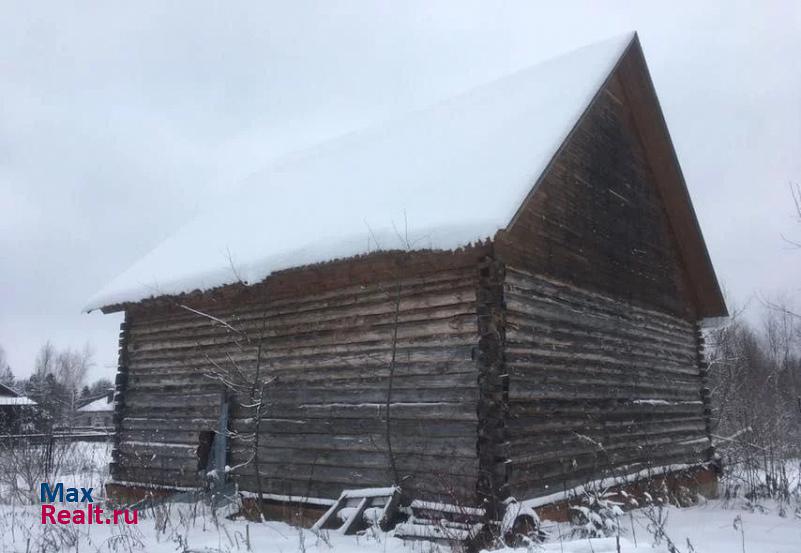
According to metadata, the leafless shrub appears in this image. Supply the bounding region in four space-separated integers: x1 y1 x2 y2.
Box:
0 438 105 504
706 300 801 516
176 298 276 519
568 488 624 539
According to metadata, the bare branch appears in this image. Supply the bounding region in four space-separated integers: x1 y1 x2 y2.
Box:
178 304 250 340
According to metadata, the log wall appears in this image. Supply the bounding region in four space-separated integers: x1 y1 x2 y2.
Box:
501 267 709 499
475 256 508 515
111 251 486 502
490 62 713 501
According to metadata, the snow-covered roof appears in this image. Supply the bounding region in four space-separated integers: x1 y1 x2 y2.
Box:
0 396 36 406
77 396 114 412
86 33 635 312
0 381 32 403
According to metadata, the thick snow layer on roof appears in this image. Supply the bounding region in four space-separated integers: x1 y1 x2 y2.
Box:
78 396 113 412
85 33 634 312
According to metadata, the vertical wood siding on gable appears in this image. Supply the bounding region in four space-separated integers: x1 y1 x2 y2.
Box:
497 74 697 321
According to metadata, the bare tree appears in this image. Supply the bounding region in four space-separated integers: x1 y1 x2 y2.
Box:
0 365 13 388
0 345 14 388
28 341 94 425
33 341 57 378
55 344 94 412
784 182 801 249
706 300 801 500
87 377 114 396
368 217 417 488
385 258 403 486
177 299 275 519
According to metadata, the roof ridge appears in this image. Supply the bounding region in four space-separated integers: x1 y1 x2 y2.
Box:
251 32 637 181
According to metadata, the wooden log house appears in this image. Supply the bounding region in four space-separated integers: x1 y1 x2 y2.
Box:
88 33 726 519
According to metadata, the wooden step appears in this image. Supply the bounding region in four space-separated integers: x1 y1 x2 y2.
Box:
312 487 400 534
394 500 485 545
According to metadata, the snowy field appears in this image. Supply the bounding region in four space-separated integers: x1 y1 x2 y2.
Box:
0 442 798 553
1 495 799 553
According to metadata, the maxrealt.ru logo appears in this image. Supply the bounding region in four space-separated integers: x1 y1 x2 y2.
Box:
40 483 138 525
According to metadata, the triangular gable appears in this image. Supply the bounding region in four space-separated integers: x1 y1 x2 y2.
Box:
618 37 726 319
498 35 726 319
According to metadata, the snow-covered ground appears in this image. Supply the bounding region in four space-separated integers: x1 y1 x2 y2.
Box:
521 498 801 553
0 442 799 552
0 496 798 553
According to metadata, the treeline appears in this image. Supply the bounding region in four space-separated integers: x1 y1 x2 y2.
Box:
0 342 112 430
706 299 801 497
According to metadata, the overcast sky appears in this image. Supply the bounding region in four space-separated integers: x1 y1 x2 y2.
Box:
1 1 799 382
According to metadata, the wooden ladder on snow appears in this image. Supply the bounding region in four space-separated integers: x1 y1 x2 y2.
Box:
394 500 486 546
312 487 400 535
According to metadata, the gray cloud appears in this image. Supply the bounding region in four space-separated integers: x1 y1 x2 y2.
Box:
1 1 799 380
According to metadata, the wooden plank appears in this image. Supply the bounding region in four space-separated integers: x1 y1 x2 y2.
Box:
339 497 369 534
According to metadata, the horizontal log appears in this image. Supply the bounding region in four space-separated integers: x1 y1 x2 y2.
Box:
506 383 697 402
505 297 694 355
505 321 696 367
129 372 478 395
129 311 478 356
113 466 202 489
118 430 207 445
234 472 477 504
507 448 709 497
507 399 703 418
509 441 709 480
249 402 478 422
130 268 477 331
229 417 477 438
129 294 477 346
127 333 477 367
507 372 701 396
505 414 706 436
507 429 708 466
127 342 474 372
231 433 476 457
504 268 694 331
505 346 695 378
230 457 478 482
120 404 223 420
127 358 476 384
263 387 478 405
507 357 699 382
228 446 477 471
115 451 197 472
120 417 219 431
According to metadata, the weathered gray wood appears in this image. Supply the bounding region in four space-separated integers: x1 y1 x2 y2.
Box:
228 447 478 470
475 256 508 516
501 267 709 501
113 262 482 503
339 497 369 534
229 417 477 437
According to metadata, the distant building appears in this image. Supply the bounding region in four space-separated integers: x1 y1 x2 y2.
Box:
0 382 37 433
75 390 114 430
